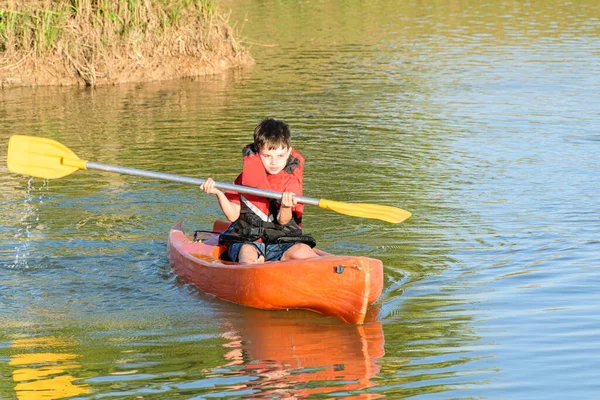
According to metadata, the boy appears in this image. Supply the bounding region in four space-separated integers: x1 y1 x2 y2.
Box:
200 118 317 264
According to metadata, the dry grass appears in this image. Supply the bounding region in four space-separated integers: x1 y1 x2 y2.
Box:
0 0 253 87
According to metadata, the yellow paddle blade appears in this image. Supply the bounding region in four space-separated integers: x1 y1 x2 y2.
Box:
7 135 88 179
318 199 411 224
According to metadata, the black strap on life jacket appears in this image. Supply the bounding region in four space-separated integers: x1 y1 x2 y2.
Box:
218 203 316 248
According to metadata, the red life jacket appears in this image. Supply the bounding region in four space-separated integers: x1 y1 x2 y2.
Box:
223 144 315 246
239 144 304 224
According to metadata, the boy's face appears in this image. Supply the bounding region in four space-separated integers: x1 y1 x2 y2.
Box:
259 145 292 175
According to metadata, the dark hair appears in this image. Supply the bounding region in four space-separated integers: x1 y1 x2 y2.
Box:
253 118 291 150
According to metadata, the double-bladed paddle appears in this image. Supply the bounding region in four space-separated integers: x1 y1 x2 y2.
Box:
6 135 411 224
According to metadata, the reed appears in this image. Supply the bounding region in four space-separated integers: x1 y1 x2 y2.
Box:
0 0 252 86
0 7 63 54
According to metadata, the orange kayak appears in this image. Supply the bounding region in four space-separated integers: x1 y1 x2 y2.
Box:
168 222 383 324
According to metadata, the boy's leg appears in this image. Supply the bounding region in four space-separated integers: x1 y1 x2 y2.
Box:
280 243 317 261
228 242 265 264
238 243 265 264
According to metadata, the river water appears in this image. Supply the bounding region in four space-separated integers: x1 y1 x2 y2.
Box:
1 0 599 398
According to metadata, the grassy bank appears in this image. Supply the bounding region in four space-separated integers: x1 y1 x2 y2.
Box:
0 0 253 87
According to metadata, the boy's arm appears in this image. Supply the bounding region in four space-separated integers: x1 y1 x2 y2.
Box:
215 191 241 222
277 175 303 225
278 192 296 225
199 178 241 222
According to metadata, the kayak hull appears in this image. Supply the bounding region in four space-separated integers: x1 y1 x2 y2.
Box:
168 222 383 324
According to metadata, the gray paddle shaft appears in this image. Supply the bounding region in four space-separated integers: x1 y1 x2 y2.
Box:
86 162 320 206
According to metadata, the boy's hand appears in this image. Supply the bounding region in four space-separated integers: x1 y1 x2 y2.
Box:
199 178 222 195
281 192 297 208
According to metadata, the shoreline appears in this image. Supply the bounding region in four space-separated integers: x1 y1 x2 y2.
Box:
0 1 254 88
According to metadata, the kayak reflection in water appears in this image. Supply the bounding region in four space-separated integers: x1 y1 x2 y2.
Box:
213 308 385 398
199 118 317 264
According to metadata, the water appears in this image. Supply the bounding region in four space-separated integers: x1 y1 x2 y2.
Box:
1 0 599 398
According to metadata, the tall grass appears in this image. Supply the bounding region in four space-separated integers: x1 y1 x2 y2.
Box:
0 0 251 86
1 6 67 54
0 1 219 52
